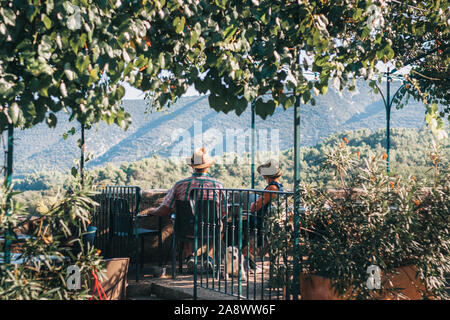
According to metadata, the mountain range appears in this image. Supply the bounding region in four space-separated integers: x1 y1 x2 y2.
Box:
14 80 429 177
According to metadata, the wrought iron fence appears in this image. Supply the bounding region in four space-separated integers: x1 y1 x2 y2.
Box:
92 185 142 280
189 187 300 300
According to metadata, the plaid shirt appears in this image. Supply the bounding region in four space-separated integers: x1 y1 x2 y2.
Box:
162 172 225 214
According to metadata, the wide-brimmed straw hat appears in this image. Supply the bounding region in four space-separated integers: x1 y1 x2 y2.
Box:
257 159 282 179
188 147 215 169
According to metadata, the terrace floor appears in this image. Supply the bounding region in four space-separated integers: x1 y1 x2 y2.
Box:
125 262 450 300
126 261 290 300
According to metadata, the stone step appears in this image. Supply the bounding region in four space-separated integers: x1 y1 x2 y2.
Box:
127 281 193 300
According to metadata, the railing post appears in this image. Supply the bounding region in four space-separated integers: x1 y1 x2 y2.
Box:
4 125 14 264
386 68 391 174
238 191 243 299
135 186 141 282
80 123 85 185
193 190 198 300
292 94 301 300
251 101 256 189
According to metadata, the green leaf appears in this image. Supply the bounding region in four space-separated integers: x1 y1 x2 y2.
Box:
26 5 39 22
361 27 370 39
1 8 16 26
8 103 20 124
174 16 185 34
352 8 363 21
208 94 226 112
67 13 81 31
89 68 99 82
431 103 438 113
384 44 394 60
224 25 237 42
254 98 276 119
75 55 90 73
42 14 52 29
189 30 199 47
116 85 125 100
158 52 166 69
38 36 52 59
71 167 78 177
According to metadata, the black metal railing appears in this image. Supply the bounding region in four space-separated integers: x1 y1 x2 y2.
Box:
189 187 299 300
92 185 142 279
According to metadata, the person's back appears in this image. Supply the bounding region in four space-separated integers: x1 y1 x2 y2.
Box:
245 160 283 270
251 160 283 213
162 171 224 213
146 147 224 272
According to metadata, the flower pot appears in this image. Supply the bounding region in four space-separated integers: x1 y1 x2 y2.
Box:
300 266 426 300
299 273 347 300
91 257 130 300
381 265 427 300
82 226 97 247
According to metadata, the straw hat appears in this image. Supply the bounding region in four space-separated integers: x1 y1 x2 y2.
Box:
188 147 215 169
257 159 282 179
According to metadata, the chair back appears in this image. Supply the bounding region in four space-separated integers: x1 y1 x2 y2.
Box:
110 198 133 237
228 191 258 210
92 186 141 259
174 200 218 239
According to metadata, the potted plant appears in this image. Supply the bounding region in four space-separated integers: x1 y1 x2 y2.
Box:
0 177 108 300
266 139 449 300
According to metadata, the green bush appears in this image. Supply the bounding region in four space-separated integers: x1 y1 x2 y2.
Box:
13 128 450 216
265 139 449 299
0 177 106 300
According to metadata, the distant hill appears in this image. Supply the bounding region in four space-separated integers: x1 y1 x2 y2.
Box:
14 80 429 176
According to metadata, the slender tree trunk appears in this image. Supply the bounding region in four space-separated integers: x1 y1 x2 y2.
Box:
80 123 85 186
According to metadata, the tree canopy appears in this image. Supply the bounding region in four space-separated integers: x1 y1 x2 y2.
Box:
0 0 448 133
168 0 449 125
0 0 131 131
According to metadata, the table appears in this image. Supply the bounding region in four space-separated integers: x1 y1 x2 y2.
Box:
224 204 258 247
0 234 33 243
0 252 65 265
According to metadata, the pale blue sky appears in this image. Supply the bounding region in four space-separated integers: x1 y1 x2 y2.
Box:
123 82 200 100
122 62 410 100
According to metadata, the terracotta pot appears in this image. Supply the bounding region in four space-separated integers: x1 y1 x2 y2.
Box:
299 273 347 300
91 257 130 300
382 265 427 300
300 266 426 300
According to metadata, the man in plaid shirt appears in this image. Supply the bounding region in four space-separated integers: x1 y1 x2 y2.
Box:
147 148 225 272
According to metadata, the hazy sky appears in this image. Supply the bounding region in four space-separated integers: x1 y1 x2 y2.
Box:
122 61 410 100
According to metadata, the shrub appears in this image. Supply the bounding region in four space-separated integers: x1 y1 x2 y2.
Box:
266 139 449 299
0 177 106 299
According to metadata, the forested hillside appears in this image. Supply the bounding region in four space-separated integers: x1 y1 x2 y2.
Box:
14 80 429 176
15 128 449 214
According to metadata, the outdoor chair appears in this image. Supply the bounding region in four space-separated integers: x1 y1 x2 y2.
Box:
109 197 162 281
171 199 221 278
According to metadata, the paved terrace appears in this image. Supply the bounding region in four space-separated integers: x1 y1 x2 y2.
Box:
127 189 358 300
126 262 289 300
127 189 450 300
